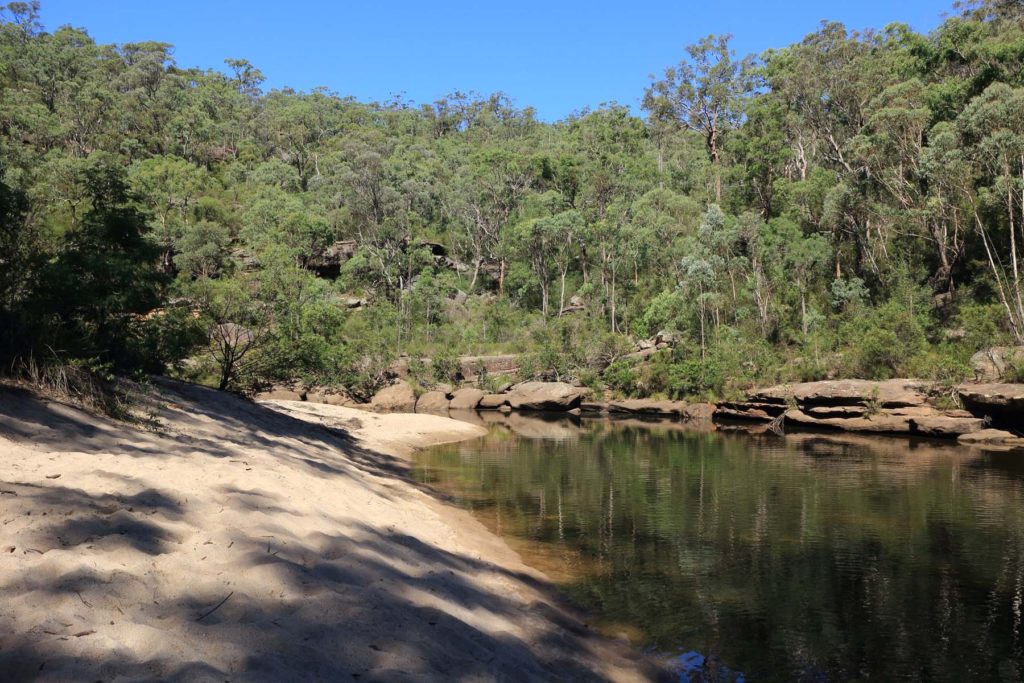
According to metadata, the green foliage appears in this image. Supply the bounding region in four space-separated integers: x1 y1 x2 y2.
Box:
3 1 1022 402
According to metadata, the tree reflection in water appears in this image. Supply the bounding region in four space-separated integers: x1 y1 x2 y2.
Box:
414 415 1024 682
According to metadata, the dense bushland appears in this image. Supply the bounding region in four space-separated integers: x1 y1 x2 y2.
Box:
1 0 1022 401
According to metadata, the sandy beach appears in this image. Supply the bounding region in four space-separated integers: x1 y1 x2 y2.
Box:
0 379 663 682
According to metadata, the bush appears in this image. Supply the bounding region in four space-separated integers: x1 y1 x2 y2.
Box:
431 351 461 384
647 354 725 400
603 359 641 397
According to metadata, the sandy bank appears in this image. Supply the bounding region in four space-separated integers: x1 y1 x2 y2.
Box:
0 379 663 682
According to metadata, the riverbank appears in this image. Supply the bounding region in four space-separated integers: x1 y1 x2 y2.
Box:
0 379 666 681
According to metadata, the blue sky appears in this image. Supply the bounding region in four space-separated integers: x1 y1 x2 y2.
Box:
39 0 954 121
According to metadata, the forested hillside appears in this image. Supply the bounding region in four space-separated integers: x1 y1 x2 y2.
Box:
2 0 1023 403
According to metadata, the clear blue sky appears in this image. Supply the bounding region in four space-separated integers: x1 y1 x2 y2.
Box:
39 0 954 121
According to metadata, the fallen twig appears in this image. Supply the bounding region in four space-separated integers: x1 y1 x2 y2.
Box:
196 591 233 622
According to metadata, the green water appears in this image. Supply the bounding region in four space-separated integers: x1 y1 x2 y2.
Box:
412 415 1024 682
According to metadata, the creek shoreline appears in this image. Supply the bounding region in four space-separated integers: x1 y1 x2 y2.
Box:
0 379 670 682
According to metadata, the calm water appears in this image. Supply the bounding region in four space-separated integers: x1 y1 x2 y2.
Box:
412 414 1024 682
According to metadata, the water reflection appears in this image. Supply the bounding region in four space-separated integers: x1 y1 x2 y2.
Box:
413 414 1024 682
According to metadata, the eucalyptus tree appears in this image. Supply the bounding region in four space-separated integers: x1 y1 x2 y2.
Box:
643 34 755 201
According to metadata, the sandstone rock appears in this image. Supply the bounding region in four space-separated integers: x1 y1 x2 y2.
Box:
958 383 1024 425
306 240 358 279
478 394 509 410
655 330 681 346
783 408 914 434
959 429 1024 447
805 405 867 418
370 380 416 412
506 382 584 411
747 385 795 405
606 399 686 417
971 347 1024 382
791 379 930 408
681 402 716 421
579 401 609 414
415 391 450 414
714 401 786 421
909 414 986 437
449 387 485 410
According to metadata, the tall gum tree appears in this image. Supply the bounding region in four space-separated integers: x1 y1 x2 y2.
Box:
643 34 754 202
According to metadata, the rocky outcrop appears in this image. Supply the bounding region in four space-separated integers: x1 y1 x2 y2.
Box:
714 379 1001 440
910 412 986 437
578 399 716 422
306 240 358 279
449 387 485 410
959 429 1024 448
958 383 1024 427
971 347 1024 382
415 390 451 414
783 406 983 436
506 382 585 411
370 380 417 413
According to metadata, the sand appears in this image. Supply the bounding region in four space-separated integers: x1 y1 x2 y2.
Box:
0 379 664 682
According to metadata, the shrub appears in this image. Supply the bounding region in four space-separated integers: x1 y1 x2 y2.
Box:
603 359 641 397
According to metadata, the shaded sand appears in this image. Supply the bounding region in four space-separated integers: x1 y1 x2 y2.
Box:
0 380 664 682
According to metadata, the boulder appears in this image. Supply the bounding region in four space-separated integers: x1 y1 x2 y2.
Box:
450 387 485 410
579 401 609 414
478 394 509 410
415 390 450 414
971 347 1024 382
958 383 1024 426
655 330 681 346
370 380 417 413
506 382 585 411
